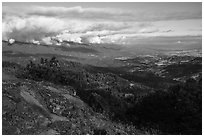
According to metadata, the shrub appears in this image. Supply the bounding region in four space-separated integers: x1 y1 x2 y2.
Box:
19 57 130 121
127 78 202 134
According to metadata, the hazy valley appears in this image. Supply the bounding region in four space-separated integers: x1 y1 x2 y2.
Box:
2 39 202 134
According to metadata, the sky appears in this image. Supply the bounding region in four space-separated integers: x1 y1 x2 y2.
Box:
2 2 202 45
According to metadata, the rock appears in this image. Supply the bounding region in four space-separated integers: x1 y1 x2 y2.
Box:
40 129 59 135
130 83 134 87
124 93 135 102
124 93 134 99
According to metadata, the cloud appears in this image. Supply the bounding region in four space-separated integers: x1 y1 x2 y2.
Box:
42 37 52 45
2 15 66 41
162 29 173 33
2 12 150 44
3 5 132 22
55 33 83 43
139 27 159 33
3 5 201 22
87 36 102 44
2 4 202 45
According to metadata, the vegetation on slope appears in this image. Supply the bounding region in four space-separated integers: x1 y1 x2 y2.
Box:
2 56 202 135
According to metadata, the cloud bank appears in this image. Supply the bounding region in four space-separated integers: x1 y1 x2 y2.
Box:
2 3 202 45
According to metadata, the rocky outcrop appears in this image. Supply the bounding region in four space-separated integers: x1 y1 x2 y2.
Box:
2 79 144 135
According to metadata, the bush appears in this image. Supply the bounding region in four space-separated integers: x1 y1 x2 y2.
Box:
19 57 130 121
127 78 202 134
18 57 202 134
20 57 78 86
